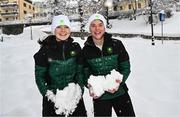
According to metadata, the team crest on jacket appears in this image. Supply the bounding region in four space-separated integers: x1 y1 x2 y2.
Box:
70 51 76 56
107 47 113 54
48 58 53 62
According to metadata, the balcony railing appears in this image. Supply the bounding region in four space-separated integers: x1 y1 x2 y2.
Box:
0 3 18 9
0 6 18 10
0 0 8 2
25 0 32 4
0 12 18 17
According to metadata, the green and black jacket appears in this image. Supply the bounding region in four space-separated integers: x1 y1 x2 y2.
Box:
34 35 84 96
81 33 131 100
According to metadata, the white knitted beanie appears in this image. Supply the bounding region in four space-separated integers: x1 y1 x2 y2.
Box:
86 13 107 32
51 15 71 34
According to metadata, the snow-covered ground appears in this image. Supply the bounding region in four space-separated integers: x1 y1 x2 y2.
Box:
108 12 180 37
0 12 180 117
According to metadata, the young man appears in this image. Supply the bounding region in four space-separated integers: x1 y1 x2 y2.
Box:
34 15 86 116
82 13 135 116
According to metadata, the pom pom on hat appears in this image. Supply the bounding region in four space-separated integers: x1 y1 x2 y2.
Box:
86 13 107 32
51 15 71 34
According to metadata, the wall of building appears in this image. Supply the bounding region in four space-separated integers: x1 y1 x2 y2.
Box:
116 0 148 12
18 0 35 20
0 0 35 22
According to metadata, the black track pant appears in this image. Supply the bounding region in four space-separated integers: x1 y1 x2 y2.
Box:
93 92 135 117
42 97 87 117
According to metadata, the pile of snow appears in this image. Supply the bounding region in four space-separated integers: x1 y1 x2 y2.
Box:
46 83 82 116
104 70 123 91
88 75 105 97
88 69 123 97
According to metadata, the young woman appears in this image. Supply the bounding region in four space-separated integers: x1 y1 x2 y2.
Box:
34 15 86 116
82 13 135 116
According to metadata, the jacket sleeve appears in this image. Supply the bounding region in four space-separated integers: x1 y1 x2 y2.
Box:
76 64 85 88
116 40 131 84
76 47 91 88
83 62 91 87
33 47 48 96
82 56 91 88
74 43 85 90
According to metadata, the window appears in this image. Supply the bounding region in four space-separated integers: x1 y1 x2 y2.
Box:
24 3 26 7
0 19 2 22
29 5 31 9
6 18 9 21
128 4 132 9
138 3 141 8
114 6 117 11
24 10 27 14
119 6 123 10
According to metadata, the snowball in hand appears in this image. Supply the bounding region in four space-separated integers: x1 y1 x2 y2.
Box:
87 69 123 97
88 75 105 97
103 69 123 91
54 83 82 116
111 69 123 81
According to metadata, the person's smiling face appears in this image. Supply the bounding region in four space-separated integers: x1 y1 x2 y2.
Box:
89 20 105 40
55 25 71 41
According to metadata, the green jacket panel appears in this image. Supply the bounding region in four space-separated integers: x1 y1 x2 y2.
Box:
75 65 85 91
118 60 131 84
48 58 77 91
35 65 48 96
87 55 118 75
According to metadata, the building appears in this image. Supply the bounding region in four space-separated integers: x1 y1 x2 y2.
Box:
33 2 50 22
0 0 35 22
114 0 148 12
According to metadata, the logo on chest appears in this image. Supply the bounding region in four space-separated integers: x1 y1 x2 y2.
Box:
70 50 76 57
107 47 113 54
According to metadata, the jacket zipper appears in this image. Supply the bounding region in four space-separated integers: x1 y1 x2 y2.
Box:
97 47 106 75
100 49 103 57
100 49 105 72
62 43 65 60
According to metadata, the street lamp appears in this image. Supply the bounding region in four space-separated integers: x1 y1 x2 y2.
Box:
149 0 155 45
104 0 113 28
134 0 138 20
0 28 3 42
26 13 33 40
30 18 33 40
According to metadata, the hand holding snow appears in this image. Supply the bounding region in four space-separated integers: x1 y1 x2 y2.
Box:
88 69 123 98
88 75 105 97
103 70 123 91
46 83 82 116
55 83 82 116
